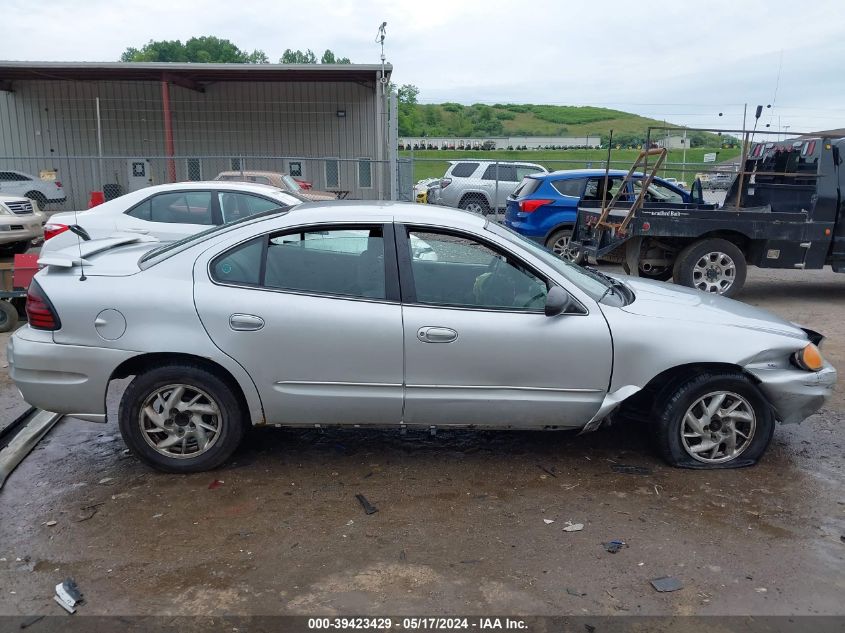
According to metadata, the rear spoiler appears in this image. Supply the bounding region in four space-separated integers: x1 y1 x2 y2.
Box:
38 233 159 268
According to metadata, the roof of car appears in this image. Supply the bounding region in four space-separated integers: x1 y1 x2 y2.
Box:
142 180 288 194
530 169 660 180
449 160 545 167
283 200 487 228
216 170 288 178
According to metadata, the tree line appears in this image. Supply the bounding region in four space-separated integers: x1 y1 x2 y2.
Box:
120 36 350 64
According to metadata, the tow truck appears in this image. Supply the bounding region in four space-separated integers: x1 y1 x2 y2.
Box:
570 127 844 297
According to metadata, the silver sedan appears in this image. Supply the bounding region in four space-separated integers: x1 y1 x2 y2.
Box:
8 202 837 472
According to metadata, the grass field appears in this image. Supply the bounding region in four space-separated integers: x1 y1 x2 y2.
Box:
402 148 743 183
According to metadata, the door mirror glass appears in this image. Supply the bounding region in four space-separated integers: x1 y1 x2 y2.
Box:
544 286 571 317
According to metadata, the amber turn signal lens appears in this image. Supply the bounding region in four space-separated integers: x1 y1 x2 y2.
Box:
796 344 824 372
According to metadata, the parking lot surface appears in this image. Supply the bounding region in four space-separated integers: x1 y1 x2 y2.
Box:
0 267 843 616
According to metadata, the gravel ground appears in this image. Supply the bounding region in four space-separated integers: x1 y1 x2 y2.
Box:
0 265 843 617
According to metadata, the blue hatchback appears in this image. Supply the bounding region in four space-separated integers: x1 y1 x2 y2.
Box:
504 169 692 259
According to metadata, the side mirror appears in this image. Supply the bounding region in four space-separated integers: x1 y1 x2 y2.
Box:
691 178 704 204
544 286 571 317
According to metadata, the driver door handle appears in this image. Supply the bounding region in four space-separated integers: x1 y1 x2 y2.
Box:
417 326 458 343
229 314 265 331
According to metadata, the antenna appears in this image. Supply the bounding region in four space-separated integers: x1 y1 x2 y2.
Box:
74 202 86 281
375 22 388 95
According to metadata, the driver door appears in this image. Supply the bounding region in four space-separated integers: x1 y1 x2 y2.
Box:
397 224 613 428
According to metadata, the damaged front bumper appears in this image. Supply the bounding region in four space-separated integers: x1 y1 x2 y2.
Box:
746 362 837 424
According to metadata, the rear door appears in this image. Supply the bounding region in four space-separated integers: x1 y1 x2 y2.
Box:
193 222 404 426
396 224 612 428
122 190 217 241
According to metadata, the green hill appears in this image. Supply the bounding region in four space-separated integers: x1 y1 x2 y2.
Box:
400 103 733 148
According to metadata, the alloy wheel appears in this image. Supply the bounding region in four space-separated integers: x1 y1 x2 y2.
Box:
139 384 222 459
680 391 756 464
692 251 736 294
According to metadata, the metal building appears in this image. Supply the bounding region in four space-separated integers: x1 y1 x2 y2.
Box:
0 61 393 208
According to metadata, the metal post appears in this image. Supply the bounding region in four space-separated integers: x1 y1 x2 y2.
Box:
161 79 176 183
95 97 103 189
389 91 398 201
494 160 500 216
681 128 687 184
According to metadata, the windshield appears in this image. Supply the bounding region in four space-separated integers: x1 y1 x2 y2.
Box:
282 174 302 191
139 207 290 267
487 222 620 302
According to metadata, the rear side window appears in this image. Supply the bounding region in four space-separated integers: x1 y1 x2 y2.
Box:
210 226 386 300
482 165 517 181
551 178 586 197
450 163 479 178
513 177 542 198
127 192 214 225
218 192 284 223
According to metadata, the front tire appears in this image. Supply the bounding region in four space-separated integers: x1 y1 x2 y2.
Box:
118 364 246 473
673 238 747 297
652 372 774 468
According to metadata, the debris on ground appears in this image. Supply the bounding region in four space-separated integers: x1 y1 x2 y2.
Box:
208 479 224 490
603 539 628 553
563 521 584 532
755 587 767 593
74 503 103 522
44 520 57 527
543 519 555 525
54 578 84 614
537 465 558 478
611 464 653 475
355 494 378 515
650 576 684 592
20 615 44 629
98 477 113 485
566 587 586 597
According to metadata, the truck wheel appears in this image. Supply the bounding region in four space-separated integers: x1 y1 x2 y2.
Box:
673 238 746 297
459 195 490 214
546 228 583 263
652 371 774 468
0 301 19 333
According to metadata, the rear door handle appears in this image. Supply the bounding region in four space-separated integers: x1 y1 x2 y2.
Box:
417 326 458 343
229 313 265 331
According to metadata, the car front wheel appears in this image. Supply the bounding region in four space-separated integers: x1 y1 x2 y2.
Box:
652 372 774 468
546 228 584 264
118 364 246 473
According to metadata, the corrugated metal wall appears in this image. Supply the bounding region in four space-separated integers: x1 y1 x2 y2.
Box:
0 79 386 208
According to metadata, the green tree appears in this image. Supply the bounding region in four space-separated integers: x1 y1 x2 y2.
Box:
120 36 268 63
397 84 419 105
320 49 351 64
280 48 317 64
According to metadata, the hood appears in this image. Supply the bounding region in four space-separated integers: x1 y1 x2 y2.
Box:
617 276 805 340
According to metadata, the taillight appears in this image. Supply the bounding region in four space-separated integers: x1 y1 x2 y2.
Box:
26 280 61 330
440 178 452 189
44 223 70 241
54 181 63 188
519 199 553 213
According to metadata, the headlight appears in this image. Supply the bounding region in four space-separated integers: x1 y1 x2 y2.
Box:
793 343 824 372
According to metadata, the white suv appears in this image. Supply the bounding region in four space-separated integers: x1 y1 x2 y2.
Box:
0 194 46 254
0 170 66 208
438 161 547 213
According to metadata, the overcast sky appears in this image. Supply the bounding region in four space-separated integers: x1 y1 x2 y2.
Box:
3 0 844 133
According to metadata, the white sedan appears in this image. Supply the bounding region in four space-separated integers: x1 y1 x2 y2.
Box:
41 182 304 254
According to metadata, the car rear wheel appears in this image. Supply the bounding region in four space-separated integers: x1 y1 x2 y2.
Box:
0 301 18 333
118 364 246 473
673 238 747 297
652 372 774 468
546 228 584 264
459 195 490 215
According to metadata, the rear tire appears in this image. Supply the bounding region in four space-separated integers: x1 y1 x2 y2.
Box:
118 364 246 473
0 301 18 333
673 238 747 297
546 228 584 264
652 371 774 468
459 195 490 215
